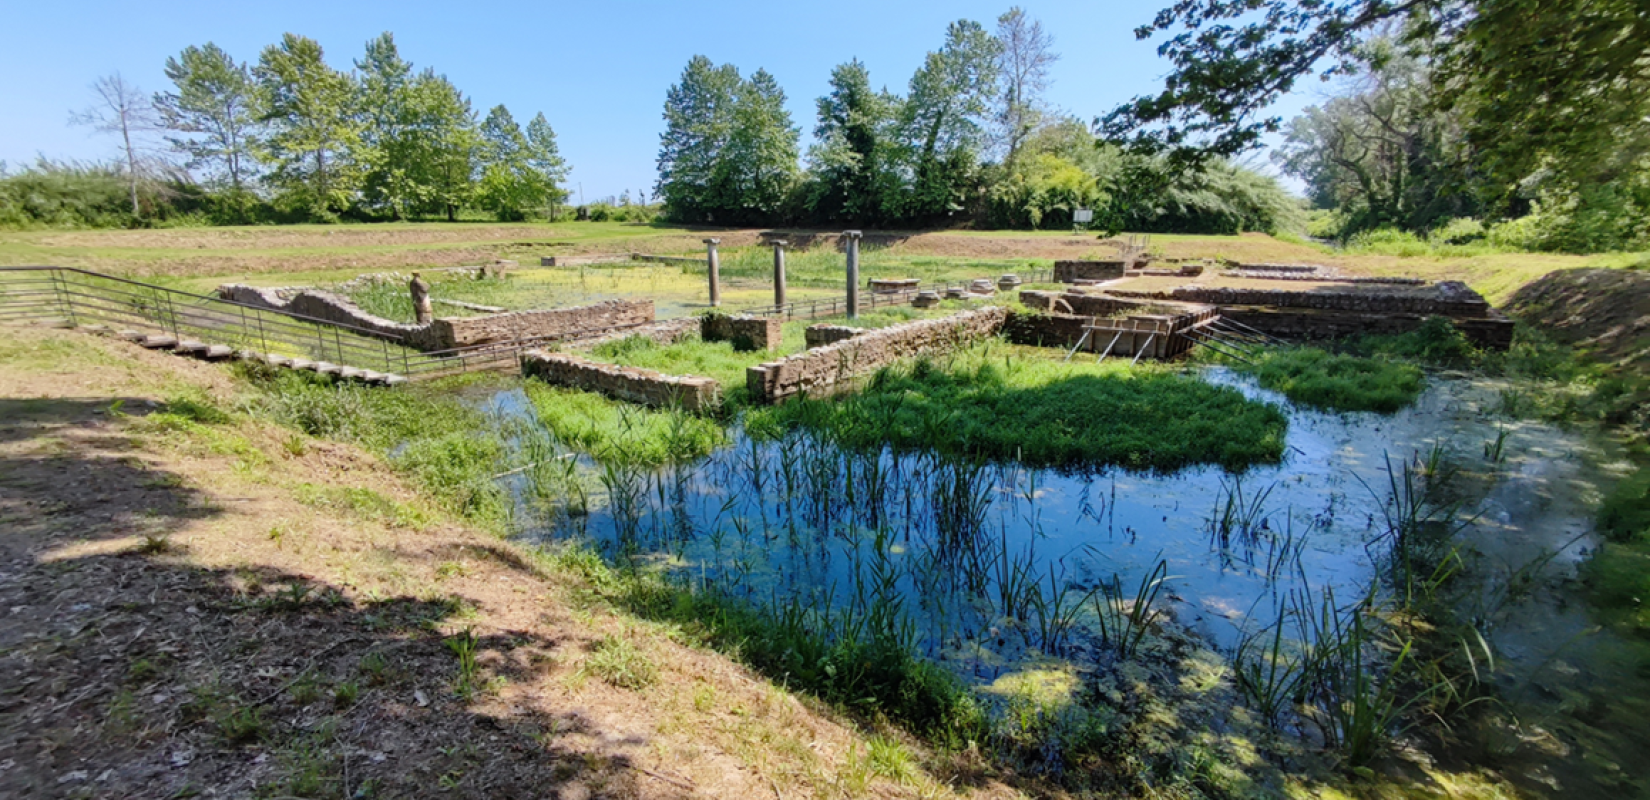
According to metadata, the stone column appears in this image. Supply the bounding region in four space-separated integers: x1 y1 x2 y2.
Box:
771 240 789 307
843 230 862 319
703 238 721 308
409 272 433 325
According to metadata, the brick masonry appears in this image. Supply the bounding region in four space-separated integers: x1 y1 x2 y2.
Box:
804 324 865 349
519 350 720 412
1054 260 1127 282
700 313 783 352
747 307 1010 403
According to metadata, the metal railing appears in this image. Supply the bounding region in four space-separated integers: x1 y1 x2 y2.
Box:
1 266 416 374
1 265 1058 383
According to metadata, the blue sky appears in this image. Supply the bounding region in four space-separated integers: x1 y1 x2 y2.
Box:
1 0 1322 200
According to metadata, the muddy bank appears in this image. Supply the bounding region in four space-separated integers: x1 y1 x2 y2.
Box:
1506 268 1650 368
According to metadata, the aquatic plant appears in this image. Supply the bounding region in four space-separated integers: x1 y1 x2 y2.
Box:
1088 558 1171 660
1242 347 1426 414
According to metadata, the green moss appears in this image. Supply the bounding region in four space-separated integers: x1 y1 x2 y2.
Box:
748 340 1288 472
1243 348 1425 414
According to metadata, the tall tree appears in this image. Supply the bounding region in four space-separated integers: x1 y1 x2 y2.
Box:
154 44 259 191
899 20 1001 221
354 32 417 218
255 33 360 217
1273 48 1479 235
70 73 159 216
1102 0 1650 198
655 56 743 221
413 73 481 221
525 112 571 218
707 69 799 223
993 8 1059 164
808 59 899 223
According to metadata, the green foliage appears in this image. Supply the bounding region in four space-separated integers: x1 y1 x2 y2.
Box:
476 105 569 221
657 57 799 225
579 634 658 690
748 340 1288 471
0 159 203 229
254 33 362 219
247 371 510 526
1598 467 1650 544
522 379 725 465
1243 348 1426 414
155 42 260 191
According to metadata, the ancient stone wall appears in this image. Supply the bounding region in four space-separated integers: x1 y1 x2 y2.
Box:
747 307 1010 403
804 324 865 349
421 300 654 350
700 313 783 352
1109 280 1491 318
519 350 720 412
1054 260 1127 282
1222 307 1515 349
1018 290 1142 317
217 284 423 342
1001 312 1088 348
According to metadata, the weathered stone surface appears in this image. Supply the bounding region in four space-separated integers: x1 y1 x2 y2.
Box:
869 278 921 293
804 324 865 349
747 307 1009 403
1222 307 1514 349
912 291 941 309
1054 260 1127 282
424 300 655 350
700 313 782 352
997 274 1023 291
220 283 656 352
221 284 423 341
1109 281 1491 318
520 350 720 412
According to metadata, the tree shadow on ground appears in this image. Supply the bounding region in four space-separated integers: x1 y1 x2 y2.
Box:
0 399 673 799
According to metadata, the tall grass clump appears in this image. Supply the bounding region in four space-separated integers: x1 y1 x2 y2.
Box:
749 340 1287 471
1242 347 1425 413
241 368 512 526
522 378 724 465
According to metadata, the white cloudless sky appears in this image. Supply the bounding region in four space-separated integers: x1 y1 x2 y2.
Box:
0 0 1321 199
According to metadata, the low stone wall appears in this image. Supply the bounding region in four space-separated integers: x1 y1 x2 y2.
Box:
421 300 655 350
519 350 720 412
700 313 782 352
217 284 423 342
1054 260 1127 282
1108 280 1491 318
1222 307 1515 349
1002 312 1087 348
804 324 865 349
220 284 657 352
1019 290 1142 317
747 307 1010 403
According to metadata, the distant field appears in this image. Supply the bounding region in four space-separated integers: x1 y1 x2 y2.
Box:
3 221 1643 306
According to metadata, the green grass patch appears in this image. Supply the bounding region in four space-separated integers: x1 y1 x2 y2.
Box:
1242 348 1426 414
244 368 513 527
747 340 1287 472
522 379 725 465
293 483 428 530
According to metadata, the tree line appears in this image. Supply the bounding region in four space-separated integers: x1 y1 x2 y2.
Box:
653 9 1301 235
1108 0 1650 253
1 32 570 227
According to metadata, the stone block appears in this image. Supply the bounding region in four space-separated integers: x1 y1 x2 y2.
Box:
520 350 720 412
700 313 782 352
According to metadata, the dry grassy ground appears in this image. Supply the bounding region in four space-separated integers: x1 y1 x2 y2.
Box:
0 327 1021 800
3 223 1636 309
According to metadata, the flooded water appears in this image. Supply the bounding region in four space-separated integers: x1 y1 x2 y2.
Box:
481 369 1649 796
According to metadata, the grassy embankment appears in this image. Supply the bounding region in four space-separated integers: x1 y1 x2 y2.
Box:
0 327 991 799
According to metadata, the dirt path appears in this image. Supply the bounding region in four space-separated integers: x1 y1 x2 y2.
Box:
0 328 1012 799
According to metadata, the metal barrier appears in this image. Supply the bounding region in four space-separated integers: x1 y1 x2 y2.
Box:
1 264 1058 383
